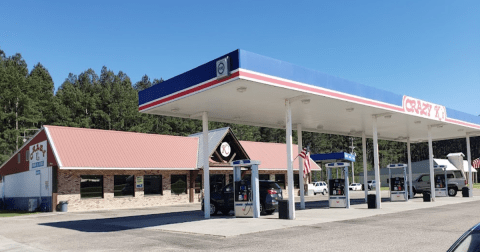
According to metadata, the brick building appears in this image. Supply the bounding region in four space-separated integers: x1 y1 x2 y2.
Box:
0 126 319 212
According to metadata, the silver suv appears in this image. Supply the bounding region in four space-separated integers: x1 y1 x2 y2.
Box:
410 170 466 197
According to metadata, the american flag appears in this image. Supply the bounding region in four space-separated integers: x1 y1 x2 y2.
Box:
298 147 311 178
303 151 311 178
473 158 480 169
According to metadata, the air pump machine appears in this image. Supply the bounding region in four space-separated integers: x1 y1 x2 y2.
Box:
434 165 448 197
387 164 408 202
231 159 261 218
326 162 350 208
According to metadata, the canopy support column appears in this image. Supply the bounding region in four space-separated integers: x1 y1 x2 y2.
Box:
372 116 381 209
466 135 473 197
285 100 295 219
202 112 210 218
407 138 413 199
298 123 305 210
362 131 368 203
428 126 435 202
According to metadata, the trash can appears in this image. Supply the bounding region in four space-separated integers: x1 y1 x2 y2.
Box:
367 194 376 209
278 200 289 219
423 191 431 202
59 201 68 212
462 187 469 197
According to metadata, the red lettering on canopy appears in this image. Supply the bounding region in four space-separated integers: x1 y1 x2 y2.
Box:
402 96 446 122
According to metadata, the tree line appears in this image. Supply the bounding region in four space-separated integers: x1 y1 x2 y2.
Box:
1 48 478 175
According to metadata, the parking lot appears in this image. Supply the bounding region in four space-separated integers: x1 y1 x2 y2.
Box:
1 190 479 252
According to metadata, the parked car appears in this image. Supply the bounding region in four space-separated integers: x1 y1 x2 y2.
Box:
409 170 466 197
447 222 480 252
349 183 362 191
201 180 283 216
313 181 329 195
366 180 376 190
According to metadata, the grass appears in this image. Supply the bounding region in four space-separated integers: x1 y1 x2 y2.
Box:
471 183 480 189
0 210 38 217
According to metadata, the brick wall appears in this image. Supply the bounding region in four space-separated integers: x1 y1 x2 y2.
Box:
57 169 191 212
57 169 302 212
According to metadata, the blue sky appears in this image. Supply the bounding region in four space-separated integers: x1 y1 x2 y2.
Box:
1 1 479 115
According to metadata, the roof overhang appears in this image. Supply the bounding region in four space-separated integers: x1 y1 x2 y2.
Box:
139 50 480 143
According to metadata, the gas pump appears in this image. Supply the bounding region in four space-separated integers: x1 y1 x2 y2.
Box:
326 162 350 208
434 165 448 197
387 164 408 202
231 159 261 218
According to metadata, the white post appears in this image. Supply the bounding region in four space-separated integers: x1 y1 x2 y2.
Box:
428 126 435 202
345 166 350 209
351 162 355 184
407 138 413 199
297 124 305 210
285 100 295 219
202 112 211 218
372 116 381 209
362 132 368 203
251 164 260 218
466 135 473 197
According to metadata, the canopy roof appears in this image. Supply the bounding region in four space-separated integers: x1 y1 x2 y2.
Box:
139 50 480 142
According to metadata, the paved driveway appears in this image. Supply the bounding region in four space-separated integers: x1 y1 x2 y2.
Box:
1 191 479 251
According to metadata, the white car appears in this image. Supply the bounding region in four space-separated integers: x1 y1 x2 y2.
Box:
313 181 329 195
349 183 362 191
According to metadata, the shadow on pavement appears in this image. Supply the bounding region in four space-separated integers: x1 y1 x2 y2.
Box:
41 197 397 232
295 197 391 209
40 210 230 232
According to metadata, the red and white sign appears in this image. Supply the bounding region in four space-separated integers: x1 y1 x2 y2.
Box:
29 140 47 170
402 96 446 121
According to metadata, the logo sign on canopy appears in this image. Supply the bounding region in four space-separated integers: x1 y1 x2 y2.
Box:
29 140 47 170
402 95 446 121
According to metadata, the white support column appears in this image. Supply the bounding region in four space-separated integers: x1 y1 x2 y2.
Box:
297 123 305 210
362 132 368 203
428 126 435 202
372 116 381 209
407 138 413 199
202 112 210 218
351 162 355 184
285 100 295 219
466 135 473 197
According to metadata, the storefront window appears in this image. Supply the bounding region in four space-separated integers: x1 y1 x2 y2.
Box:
114 175 134 197
294 174 299 189
260 174 270 181
171 175 187 195
210 174 225 192
195 174 202 193
144 175 162 195
80 175 103 199
275 174 286 189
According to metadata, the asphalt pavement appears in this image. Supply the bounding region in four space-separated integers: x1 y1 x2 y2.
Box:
1 190 479 251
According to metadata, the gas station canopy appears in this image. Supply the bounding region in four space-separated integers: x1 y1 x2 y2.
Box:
139 49 480 142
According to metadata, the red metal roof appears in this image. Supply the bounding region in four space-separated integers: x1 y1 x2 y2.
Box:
45 126 199 169
239 141 320 170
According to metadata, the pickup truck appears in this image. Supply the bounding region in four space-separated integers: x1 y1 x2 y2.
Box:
409 170 466 197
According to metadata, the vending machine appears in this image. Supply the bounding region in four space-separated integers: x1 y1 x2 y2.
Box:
326 162 350 208
387 164 408 202
231 159 261 218
434 165 448 197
